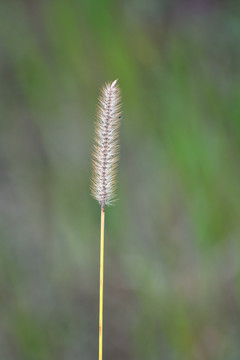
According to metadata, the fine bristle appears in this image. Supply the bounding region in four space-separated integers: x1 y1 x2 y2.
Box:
91 80 122 208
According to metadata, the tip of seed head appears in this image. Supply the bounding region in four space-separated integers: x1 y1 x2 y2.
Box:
111 79 118 87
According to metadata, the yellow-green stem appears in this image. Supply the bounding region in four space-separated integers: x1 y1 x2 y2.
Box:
99 206 105 360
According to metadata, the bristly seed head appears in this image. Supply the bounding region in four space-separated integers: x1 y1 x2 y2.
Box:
91 80 122 208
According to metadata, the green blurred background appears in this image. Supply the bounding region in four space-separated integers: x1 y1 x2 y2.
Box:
0 0 240 359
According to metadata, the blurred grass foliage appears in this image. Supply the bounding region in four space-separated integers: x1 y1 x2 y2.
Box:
0 0 240 359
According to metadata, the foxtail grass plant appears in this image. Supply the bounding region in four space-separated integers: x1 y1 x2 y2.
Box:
91 80 122 360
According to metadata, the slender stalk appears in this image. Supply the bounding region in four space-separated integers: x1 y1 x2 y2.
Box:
99 206 105 360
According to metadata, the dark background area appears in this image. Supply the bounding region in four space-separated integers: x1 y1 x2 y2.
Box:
0 0 240 359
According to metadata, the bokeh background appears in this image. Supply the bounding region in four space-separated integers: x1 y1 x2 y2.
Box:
1 0 240 359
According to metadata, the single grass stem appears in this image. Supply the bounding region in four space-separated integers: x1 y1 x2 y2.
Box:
99 206 105 360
